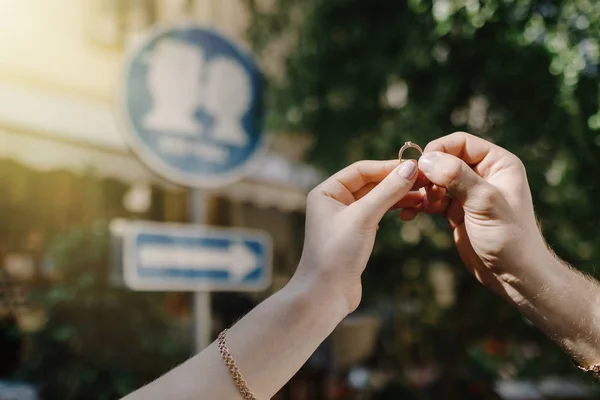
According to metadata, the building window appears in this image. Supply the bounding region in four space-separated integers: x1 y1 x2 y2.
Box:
87 0 157 48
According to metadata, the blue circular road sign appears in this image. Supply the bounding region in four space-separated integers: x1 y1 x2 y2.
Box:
119 24 264 188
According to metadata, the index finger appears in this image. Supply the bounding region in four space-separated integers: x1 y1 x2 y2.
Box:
424 132 520 178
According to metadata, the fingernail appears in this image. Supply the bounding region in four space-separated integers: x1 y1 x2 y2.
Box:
419 152 441 174
397 161 417 179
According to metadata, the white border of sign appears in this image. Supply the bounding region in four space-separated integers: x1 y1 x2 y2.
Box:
121 220 273 292
115 22 266 189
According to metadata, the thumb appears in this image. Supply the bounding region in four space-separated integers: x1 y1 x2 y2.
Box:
352 160 418 226
418 151 497 208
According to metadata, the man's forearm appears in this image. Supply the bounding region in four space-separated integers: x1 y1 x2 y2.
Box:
501 249 600 367
123 274 348 400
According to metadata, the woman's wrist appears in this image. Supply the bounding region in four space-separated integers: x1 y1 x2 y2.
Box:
287 266 353 324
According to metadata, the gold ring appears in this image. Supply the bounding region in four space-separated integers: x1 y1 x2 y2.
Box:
398 141 423 160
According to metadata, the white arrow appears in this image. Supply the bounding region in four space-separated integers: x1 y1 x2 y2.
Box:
137 242 259 282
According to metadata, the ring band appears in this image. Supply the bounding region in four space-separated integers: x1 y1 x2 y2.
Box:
398 141 423 160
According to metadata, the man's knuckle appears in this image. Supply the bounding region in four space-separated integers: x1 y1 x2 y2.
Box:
477 185 502 203
511 156 527 174
450 131 471 139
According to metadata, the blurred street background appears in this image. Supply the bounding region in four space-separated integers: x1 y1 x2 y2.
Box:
1 0 600 399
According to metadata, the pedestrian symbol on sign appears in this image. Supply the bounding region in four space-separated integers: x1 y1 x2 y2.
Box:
143 39 207 136
119 25 264 188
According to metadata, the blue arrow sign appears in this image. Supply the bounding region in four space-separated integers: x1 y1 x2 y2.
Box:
118 23 264 188
121 221 272 291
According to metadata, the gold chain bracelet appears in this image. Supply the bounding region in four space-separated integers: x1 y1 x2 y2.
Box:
574 360 600 380
217 329 259 400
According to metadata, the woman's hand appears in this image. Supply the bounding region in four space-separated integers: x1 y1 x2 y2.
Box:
123 159 429 400
295 159 428 313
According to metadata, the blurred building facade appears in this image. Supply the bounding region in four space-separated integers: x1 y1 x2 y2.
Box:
0 1 386 398
0 0 319 309
0 0 321 381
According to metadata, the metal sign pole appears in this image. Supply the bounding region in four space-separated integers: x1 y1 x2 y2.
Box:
118 24 267 354
191 189 211 352
193 291 211 352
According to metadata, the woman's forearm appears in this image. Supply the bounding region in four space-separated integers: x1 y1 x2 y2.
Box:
123 159 421 399
123 273 348 400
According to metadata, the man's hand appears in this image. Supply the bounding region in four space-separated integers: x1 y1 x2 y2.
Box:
295 159 428 313
402 132 548 299
404 132 600 369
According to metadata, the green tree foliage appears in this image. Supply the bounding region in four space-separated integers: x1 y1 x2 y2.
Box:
15 224 189 400
247 0 600 393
